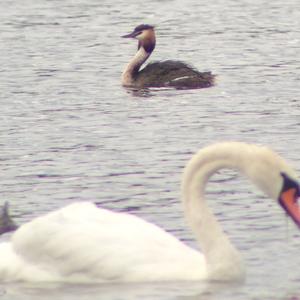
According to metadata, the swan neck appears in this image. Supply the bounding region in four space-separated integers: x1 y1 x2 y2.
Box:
182 143 249 280
122 47 151 86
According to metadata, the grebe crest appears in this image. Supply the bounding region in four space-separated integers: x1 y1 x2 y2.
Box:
121 24 215 89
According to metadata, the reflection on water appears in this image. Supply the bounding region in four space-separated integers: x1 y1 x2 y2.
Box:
0 281 246 300
124 87 155 98
1 0 300 299
3 281 299 300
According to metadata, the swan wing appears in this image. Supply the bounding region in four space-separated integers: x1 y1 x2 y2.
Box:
6 203 204 282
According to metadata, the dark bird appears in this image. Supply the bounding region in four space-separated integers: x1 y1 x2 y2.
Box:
0 202 17 235
121 24 215 89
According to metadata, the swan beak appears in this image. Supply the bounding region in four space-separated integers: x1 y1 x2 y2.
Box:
279 188 300 228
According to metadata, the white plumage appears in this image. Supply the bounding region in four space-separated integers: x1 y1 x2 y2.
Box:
0 202 205 282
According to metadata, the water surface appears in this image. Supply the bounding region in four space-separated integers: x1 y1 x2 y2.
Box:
1 0 300 299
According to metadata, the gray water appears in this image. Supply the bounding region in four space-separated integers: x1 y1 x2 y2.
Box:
1 0 300 299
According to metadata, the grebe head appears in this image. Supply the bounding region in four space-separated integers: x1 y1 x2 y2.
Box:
122 24 156 53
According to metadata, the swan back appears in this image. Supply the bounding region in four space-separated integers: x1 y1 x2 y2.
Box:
1 203 205 282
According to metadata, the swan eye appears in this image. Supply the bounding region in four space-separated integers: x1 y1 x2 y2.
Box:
280 172 300 197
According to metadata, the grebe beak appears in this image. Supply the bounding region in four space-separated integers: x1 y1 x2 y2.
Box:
121 30 140 39
279 187 300 229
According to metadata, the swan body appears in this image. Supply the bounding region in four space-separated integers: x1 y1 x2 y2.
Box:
121 24 215 89
0 142 299 283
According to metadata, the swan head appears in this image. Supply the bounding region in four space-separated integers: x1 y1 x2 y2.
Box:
224 143 300 228
278 172 300 228
183 142 300 229
122 24 156 53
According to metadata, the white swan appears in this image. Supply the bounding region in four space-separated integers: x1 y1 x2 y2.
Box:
0 142 299 283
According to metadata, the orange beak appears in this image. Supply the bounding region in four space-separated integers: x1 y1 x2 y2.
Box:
279 188 300 228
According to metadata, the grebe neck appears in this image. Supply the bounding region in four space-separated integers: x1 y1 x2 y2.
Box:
121 47 151 87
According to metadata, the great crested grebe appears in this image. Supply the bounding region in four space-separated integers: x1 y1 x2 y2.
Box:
0 142 299 282
121 24 215 89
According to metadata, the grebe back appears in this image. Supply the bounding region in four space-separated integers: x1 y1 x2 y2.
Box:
121 24 215 89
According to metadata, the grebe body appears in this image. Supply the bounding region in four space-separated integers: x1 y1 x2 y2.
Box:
121 24 215 89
